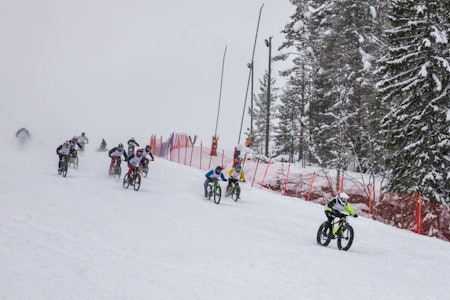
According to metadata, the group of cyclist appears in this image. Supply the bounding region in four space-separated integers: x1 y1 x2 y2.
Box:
56 134 358 220
203 163 359 219
108 138 154 180
56 133 88 172
204 164 246 200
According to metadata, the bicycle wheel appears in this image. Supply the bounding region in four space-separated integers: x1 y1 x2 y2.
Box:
232 186 240 201
142 166 148 178
123 174 130 189
213 184 221 204
316 222 332 246
113 166 121 180
207 183 213 200
73 156 79 169
133 174 141 191
337 224 354 251
61 162 68 177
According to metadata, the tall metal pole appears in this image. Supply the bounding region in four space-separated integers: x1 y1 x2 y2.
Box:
265 37 272 157
238 3 264 144
214 45 227 138
210 45 227 156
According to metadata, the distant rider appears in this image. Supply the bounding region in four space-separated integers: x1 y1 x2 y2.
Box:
15 127 31 140
108 143 128 175
77 132 89 150
56 141 71 171
204 166 227 197
225 164 246 198
127 137 140 155
324 192 358 224
141 145 155 171
99 139 107 151
69 136 83 157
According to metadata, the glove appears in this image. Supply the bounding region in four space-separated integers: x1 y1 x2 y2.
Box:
152 158 155 161
353 214 358 218
222 179 227 182
242 180 246 182
206 176 211 180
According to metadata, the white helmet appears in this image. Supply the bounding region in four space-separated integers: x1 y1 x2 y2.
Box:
338 192 350 205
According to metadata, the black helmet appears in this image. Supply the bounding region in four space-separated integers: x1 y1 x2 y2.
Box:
118 143 124 150
145 145 151 152
215 166 223 174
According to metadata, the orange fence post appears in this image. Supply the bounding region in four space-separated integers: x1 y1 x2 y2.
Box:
306 171 316 201
338 174 344 193
251 159 260 187
189 146 194 167
200 142 203 170
416 191 422 235
259 159 271 189
184 139 188 165
282 163 291 195
368 184 373 219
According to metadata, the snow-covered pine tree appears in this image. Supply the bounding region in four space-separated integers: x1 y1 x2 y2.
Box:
377 0 450 204
252 71 278 156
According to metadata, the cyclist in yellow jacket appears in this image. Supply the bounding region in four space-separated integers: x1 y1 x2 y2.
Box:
225 164 246 198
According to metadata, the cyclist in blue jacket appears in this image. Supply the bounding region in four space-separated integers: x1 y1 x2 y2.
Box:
204 166 227 197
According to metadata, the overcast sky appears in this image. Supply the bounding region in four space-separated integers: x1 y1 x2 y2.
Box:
0 0 294 151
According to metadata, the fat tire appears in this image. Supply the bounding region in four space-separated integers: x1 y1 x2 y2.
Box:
73 157 79 169
214 185 221 204
123 174 130 189
337 224 354 251
133 174 141 191
316 222 332 246
233 187 240 201
207 183 213 200
113 166 121 180
61 165 68 177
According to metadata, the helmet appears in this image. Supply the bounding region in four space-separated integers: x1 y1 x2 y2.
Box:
131 137 135 140
63 141 69 147
81 132 85 136
136 149 143 157
118 143 124 150
235 164 242 172
337 192 350 205
145 145 151 152
73 135 77 140
215 166 223 174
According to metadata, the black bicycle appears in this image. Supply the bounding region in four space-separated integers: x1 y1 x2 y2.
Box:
58 156 69 177
207 179 222 204
316 214 354 251
69 150 79 169
123 166 141 191
226 181 240 201
110 157 122 180
141 163 149 178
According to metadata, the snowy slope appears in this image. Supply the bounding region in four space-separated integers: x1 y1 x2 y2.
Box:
1 140 450 300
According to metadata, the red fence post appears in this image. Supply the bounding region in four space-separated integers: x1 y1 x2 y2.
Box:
368 184 373 219
416 191 422 235
260 159 271 189
251 159 260 187
200 142 203 170
306 171 316 201
338 174 344 194
184 140 188 165
282 163 291 195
